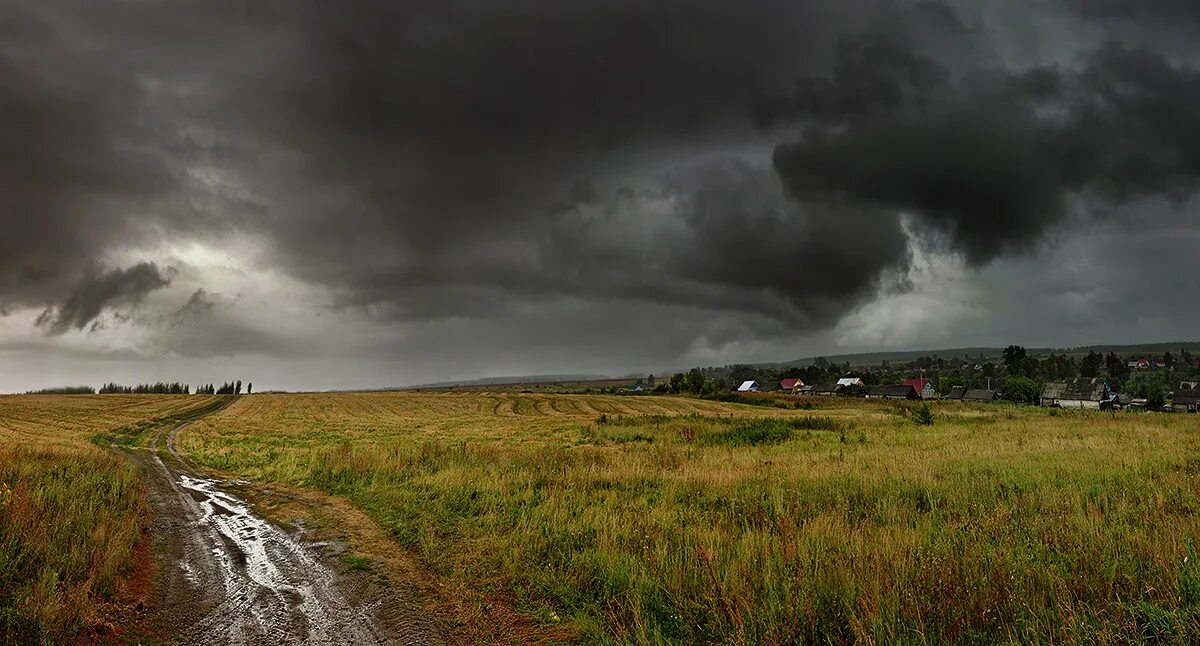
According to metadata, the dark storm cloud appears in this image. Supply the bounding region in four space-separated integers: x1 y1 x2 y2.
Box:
169 289 218 326
542 158 912 326
771 36 1200 264
1073 0 1200 23
5 0 903 330
207 0 975 329
3 0 1200 361
36 263 174 335
0 3 183 309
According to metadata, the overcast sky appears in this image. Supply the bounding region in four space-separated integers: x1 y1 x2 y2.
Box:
2 0 1199 392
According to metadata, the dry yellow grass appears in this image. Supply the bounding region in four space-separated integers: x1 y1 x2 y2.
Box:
0 394 219 643
0 394 217 448
175 393 1200 643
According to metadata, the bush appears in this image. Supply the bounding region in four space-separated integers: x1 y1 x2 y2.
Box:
698 416 843 447
913 403 935 426
702 393 789 408
1001 376 1041 404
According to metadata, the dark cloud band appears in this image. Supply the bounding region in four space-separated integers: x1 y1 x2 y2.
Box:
36 263 174 335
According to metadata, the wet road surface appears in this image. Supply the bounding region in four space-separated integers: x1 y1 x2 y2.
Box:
126 419 442 645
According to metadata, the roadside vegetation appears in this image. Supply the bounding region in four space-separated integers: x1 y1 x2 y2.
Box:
0 394 218 644
181 392 1200 644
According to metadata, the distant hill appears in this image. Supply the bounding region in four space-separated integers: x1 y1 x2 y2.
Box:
403 373 613 389
779 341 1200 368
393 341 1200 392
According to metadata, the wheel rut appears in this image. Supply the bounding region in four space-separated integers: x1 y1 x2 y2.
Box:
123 402 442 645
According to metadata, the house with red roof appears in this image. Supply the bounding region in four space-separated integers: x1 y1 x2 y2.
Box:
779 378 804 392
903 378 937 400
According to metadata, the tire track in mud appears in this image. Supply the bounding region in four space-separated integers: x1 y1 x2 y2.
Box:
125 407 442 645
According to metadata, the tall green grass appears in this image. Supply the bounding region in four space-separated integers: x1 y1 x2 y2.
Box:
0 447 145 644
182 394 1200 644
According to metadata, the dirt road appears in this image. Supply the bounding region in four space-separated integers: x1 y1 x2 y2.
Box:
124 413 442 645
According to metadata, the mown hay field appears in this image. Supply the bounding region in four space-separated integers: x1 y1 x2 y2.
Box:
0 394 217 644
181 392 1200 644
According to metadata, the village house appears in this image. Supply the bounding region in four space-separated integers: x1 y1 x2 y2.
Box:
962 389 1000 402
945 385 966 401
810 383 840 396
866 384 920 400
836 377 865 388
736 380 759 392
903 378 937 400
1040 378 1112 410
779 378 804 392
1172 387 1200 413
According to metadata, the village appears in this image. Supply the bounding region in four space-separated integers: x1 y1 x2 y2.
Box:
637 345 1200 413
728 375 1200 413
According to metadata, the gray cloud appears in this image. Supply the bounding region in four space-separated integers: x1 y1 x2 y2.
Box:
1 0 1199 388
169 289 218 326
771 37 1200 265
1074 0 1200 24
0 4 182 310
36 263 174 335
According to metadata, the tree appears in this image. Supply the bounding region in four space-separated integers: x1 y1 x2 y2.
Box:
1104 352 1130 390
1003 345 1027 375
681 369 707 395
1127 372 1170 410
1147 385 1167 411
645 374 655 389
913 403 935 426
938 374 964 394
842 383 868 398
729 364 758 387
1001 376 1040 404
247 382 253 395
701 379 724 397
1019 356 1041 379
235 380 243 395
1182 348 1194 368
1079 351 1103 378
1164 352 1177 371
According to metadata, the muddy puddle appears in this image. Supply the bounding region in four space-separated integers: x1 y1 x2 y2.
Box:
128 420 442 645
169 473 385 644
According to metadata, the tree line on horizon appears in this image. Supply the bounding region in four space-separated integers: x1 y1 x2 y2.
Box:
24 386 97 395
26 379 253 396
654 345 1200 405
197 380 250 395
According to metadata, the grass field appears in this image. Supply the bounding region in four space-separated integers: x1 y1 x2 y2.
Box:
0 394 218 644
176 392 1200 644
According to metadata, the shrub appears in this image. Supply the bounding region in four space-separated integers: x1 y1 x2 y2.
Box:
701 393 787 408
913 403 935 426
698 416 842 447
